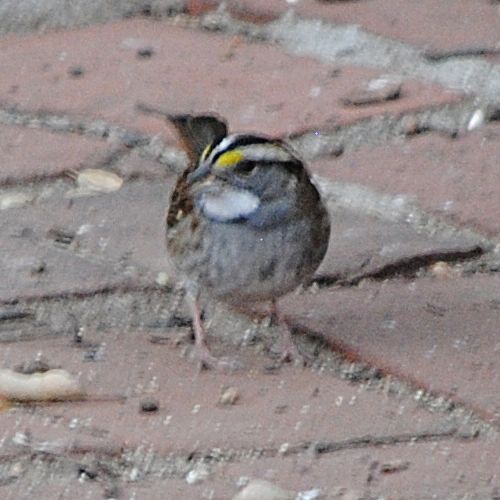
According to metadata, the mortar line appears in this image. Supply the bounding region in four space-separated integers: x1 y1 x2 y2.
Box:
0 426 480 475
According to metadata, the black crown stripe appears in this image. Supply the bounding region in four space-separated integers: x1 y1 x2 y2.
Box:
211 135 273 164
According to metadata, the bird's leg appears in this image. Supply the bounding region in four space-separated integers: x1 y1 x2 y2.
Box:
185 292 216 367
270 298 304 365
185 292 240 371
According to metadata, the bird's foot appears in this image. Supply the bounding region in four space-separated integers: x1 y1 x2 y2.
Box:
192 343 242 372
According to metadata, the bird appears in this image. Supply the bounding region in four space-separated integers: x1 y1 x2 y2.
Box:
164 113 331 369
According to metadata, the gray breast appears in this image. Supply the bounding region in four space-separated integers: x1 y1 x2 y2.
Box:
169 203 329 304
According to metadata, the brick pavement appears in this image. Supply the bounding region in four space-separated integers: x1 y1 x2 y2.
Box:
0 2 499 499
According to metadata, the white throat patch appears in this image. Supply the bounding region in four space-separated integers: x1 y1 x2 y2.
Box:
199 188 260 222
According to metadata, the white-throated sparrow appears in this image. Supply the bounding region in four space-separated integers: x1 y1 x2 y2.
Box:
165 114 331 369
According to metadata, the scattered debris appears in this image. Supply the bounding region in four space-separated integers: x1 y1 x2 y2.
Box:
0 368 84 402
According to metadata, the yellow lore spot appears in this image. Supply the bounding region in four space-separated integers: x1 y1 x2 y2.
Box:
215 149 244 168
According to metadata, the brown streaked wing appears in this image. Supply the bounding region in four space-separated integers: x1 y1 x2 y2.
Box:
166 115 228 228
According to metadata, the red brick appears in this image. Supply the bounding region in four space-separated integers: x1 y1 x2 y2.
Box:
0 124 117 184
316 207 483 283
312 123 500 237
0 180 170 302
226 0 500 54
0 19 462 139
282 274 500 423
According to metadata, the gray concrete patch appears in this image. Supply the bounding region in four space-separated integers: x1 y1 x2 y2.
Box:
0 0 185 35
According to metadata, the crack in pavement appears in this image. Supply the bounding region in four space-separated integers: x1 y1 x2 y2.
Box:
314 246 485 287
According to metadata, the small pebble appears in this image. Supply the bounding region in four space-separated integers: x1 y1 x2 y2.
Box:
429 261 456 279
30 261 46 275
232 479 294 500
129 467 140 481
403 116 421 136
219 386 240 406
297 489 322 500
380 459 410 473
278 442 290 455
155 271 171 287
140 398 160 413
137 46 154 58
340 76 402 106
467 108 484 131
68 65 85 77
185 463 210 485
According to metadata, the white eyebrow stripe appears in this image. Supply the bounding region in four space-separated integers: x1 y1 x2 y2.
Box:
238 143 296 163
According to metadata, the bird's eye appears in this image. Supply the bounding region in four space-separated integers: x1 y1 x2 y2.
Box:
235 160 257 176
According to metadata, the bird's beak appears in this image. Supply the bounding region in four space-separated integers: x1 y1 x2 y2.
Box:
187 161 211 185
